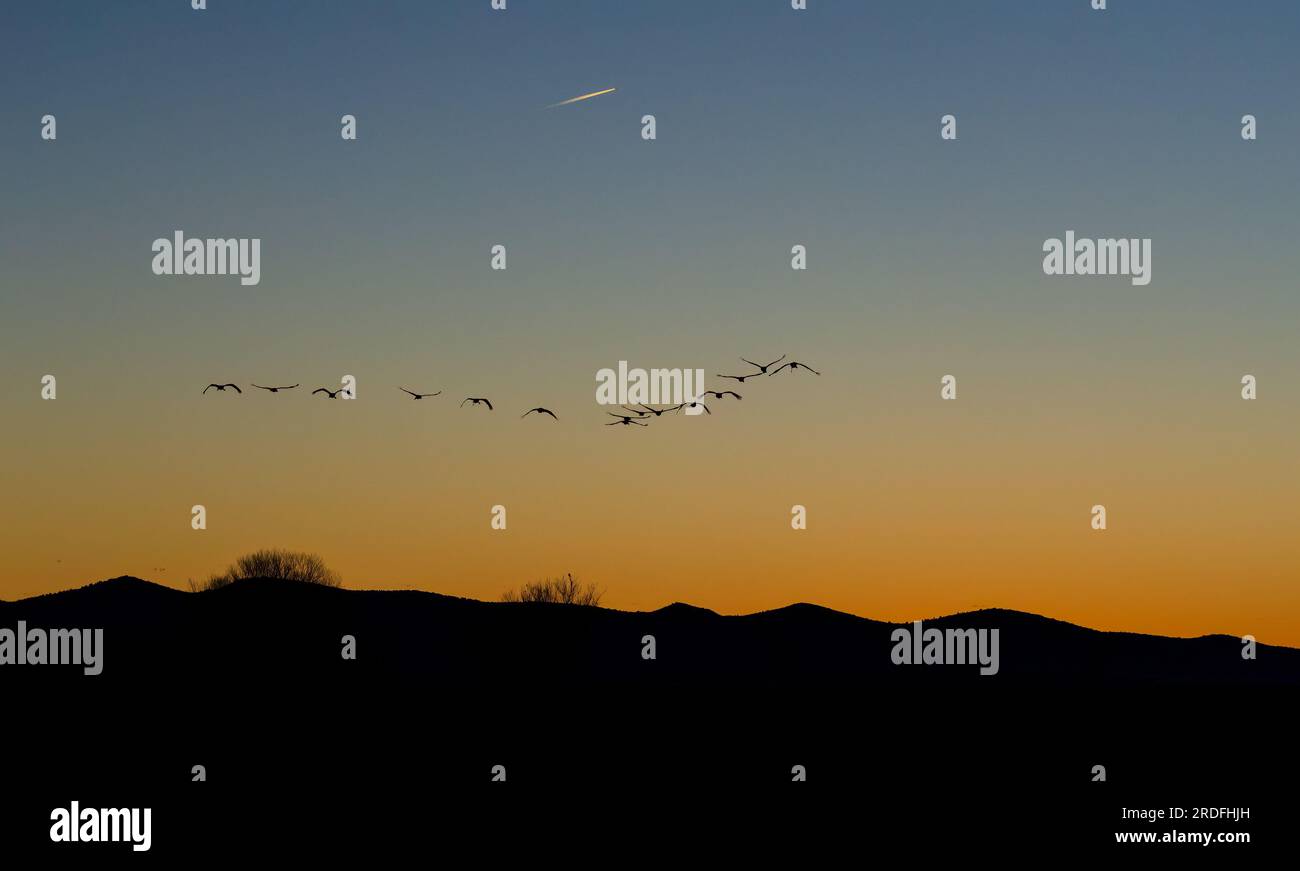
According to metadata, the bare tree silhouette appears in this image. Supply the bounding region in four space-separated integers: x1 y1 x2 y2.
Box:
501 572 602 606
191 549 342 592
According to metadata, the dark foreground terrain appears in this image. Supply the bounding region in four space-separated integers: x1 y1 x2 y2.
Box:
2 577 1293 857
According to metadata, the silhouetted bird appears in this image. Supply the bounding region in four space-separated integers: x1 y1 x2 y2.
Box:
203 383 241 394
769 361 820 376
312 387 343 399
669 402 711 415
702 390 741 400
252 383 299 393
461 397 494 410
716 373 762 383
634 404 673 417
607 412 646 424
400 388 441 399
522 407 558 419
606 417 648 427
620 405 651 417
741 354 786 374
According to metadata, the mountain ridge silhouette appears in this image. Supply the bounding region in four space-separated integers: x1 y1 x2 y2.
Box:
5 576 1284 645
4 573 1297 821
1 575 1277 641
2 575 1295 688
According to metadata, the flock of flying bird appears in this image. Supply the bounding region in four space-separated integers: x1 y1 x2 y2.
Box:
202 354 819 426
601 355 821 427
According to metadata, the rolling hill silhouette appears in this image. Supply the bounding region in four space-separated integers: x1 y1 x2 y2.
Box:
2 576 1294 689
4 575 1297 853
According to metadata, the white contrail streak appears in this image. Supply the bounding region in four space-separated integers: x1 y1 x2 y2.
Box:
547 87 617 108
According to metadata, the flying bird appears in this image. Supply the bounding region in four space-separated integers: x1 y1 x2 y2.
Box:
741 355 786 375
522 407 558 420
701 390 741 401
607 411 646 424
203 383 241 394
670 402 711 415
547 87 616 109
606 417 648 427
461 397 494 410
769 361 821 376
312 387 344 399
251 383 299 393
716 373 763 383
633 404 673 417
620 405 651 417
400 388 442 399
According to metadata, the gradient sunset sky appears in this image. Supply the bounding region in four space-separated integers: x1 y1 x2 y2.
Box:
2 1 1297 646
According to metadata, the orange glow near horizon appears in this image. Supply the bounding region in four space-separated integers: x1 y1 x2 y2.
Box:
4 351 1296 648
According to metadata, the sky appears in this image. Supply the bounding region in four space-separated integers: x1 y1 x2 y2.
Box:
1 1 1298 646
